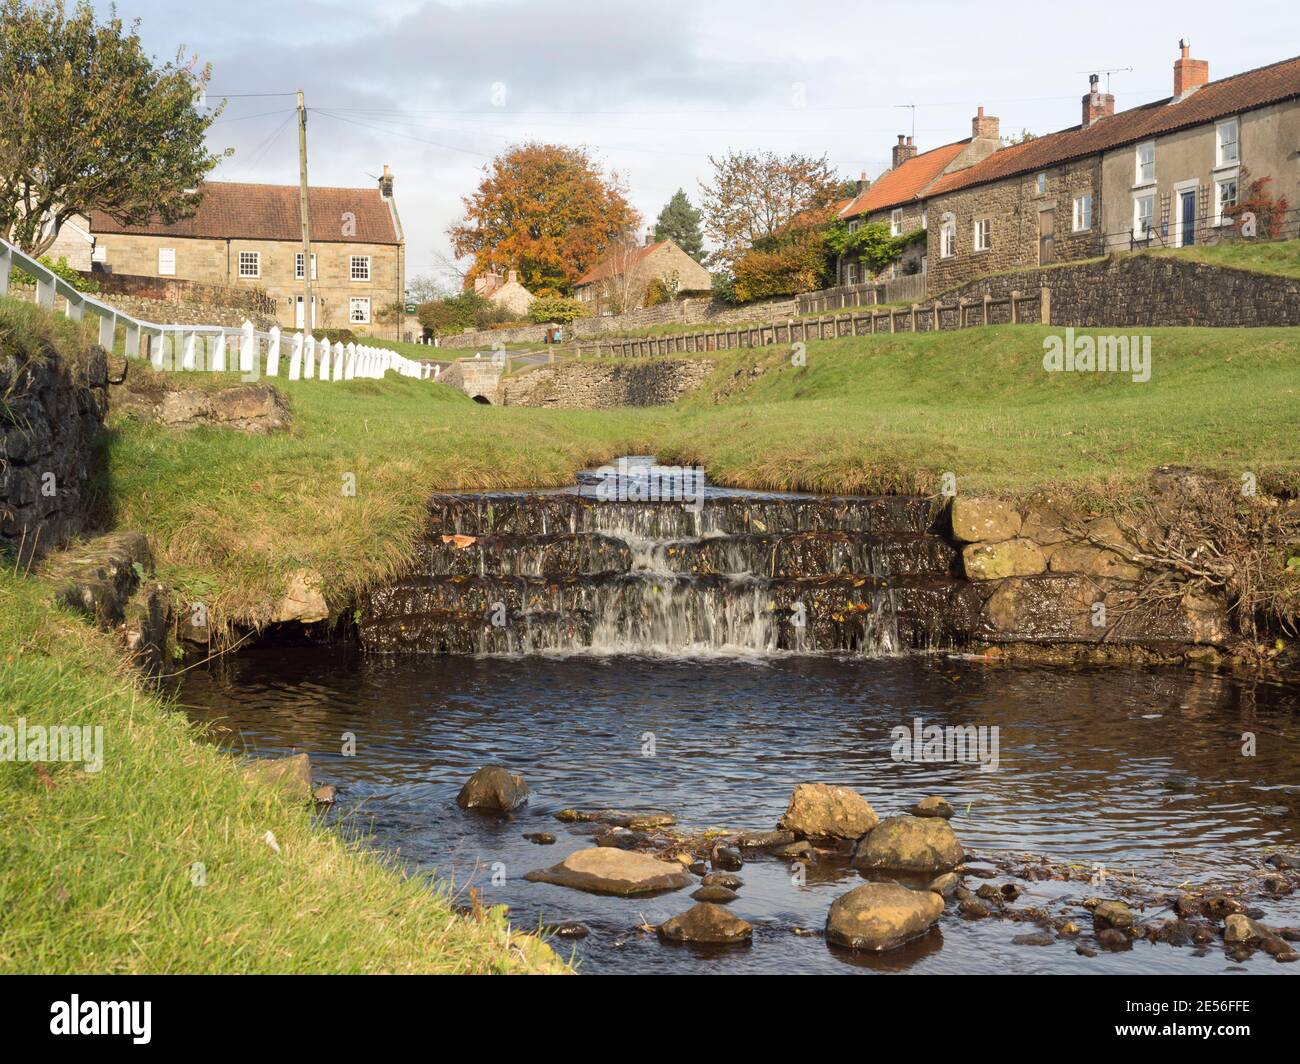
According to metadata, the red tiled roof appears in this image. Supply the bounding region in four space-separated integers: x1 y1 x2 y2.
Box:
928 53 1300 197
88 182 400 245
576 240 669 286
839 140 971 218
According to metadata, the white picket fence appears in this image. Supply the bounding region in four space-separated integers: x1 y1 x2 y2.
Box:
0 235 440 382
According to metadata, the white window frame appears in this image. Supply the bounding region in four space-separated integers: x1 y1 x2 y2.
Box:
1072 194 1092 233
1135 140 1155 186
940 223 956 259
238 251 260 279
973 218 990 252
920 209 928 230
1214 176 1239 226
844 262 856 286
1035 172 1047 195
349 255 371 282
1133 194 1155 237
890 209 903 237
158 247 176 276
349 296 371 324
1216 118 1239 168
295 252 317 281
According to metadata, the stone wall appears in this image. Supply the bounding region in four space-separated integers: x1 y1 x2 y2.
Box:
443 294 797 351
933 253 1300 327
500 358 713 408
1 343 108 563
7 279 276 330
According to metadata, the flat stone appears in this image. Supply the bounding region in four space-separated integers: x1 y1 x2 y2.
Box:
736 829 797 850
554 808 675 830
962 538 1047 580
851 814 964 874
1047 543 1142 581
524 847 693 896
456 765 529 812
701 872 744 889
691 885 739 903
659 903 752 945
524 832 557 845
541 921 589 939
242 753 312 803
778 783 879 840
928 872 961 899
825 882 944 951
1093 899 1133 931
950 498 1022 543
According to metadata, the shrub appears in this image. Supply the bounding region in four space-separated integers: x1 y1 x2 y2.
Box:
8 255 99 293
527 295 586 324
732 228 830 302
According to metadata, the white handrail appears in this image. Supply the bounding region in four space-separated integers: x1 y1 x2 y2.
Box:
1 234 433 384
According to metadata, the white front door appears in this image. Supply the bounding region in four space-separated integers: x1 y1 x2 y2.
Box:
295 296 317 330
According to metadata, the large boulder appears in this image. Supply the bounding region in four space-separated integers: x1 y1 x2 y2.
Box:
851 814 963 874
949 498 1021 544
659 903 752 944
524 847 693 896
778 783 879 840
825 882 944 951
456 765 529 812
242 752 312 802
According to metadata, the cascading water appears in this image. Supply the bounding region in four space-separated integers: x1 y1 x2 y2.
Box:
358 464 981 657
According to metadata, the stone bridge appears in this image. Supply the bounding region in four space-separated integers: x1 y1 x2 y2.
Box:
439 359 505 404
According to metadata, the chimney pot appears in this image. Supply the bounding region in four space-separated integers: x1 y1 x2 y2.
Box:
971 105 1000 141
1173 38 1209 98
379 163 394 198
1082 73 1114 127
891 133 918 169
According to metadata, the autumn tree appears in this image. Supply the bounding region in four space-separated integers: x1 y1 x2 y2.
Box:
653 189 704 261
698 151 840 270
448 143 640 294
0 0 227 255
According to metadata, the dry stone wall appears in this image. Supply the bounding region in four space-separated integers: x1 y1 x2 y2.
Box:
500 359 713 408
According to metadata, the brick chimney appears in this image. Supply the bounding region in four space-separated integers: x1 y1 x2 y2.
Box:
379 163 394 198
644 229 655 247
856 170 868 194
1173 38 1209 99
1082 74 1115 127
892 135 917 169
971 105 1000 141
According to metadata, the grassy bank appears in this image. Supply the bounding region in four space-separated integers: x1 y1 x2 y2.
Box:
93 316 1300 623
0 570 566 973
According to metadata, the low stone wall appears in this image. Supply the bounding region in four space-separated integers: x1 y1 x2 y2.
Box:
934 253 1300 328
443 295 796 351
501 358 713 408
7 279 276 330
1 343 109 563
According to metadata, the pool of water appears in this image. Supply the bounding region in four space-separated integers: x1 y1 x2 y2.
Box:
181 648 1300 974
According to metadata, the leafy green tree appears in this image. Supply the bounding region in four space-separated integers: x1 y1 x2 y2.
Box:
527 295 586 325
0 0 228 255
653 189 705 262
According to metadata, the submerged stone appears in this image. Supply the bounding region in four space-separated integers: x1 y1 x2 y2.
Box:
456 765 529 812
826 883 944 951
659 903 752 944
524 847 693 896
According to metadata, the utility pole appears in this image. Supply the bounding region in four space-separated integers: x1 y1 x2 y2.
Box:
296 90 313 334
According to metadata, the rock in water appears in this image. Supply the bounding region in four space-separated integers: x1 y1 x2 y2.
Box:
659 903 752 944
909 796 956 819
778 783 879 840
456 765 529 812
242 753 313 803
825 883 944 951
524 847 694 896
1092 900 1134 931
692 885 740 903
851 815 964 874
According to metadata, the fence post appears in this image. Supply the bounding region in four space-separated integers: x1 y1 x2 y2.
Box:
1009 290 1020 325
318 339 330 380
332 341 345 381
149 330 165 369
0 243 10 298
345 341 357 379
304 335 317 379
182 331 198 371
288 332 303 380
97 311 116 352
125 322 140 359
238 320 254 373
983 293 991 326
1040 287 1051 325
267 326 282 376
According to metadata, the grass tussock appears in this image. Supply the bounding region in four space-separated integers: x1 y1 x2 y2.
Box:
0 570 567 974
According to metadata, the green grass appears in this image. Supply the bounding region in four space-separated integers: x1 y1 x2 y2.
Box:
1142 237 1300 280
0 571 566 974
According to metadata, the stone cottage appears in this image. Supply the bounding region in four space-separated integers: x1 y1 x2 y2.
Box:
834 119 1002 285
81 167 406 338
574 235 711 314
473 268 535 316
923 43 1300 293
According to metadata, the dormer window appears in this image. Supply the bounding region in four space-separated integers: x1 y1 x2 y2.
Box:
1216 118 1239 167
1136 141 1155 185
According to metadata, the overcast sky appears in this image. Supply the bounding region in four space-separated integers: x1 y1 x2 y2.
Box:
92 0 1298 291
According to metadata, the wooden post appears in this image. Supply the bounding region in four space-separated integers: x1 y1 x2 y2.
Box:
1009 290 1020 324
1040 287 1051 325
910 304 918 332
0 243 10 298
932 300 941 332
296 90 314 334
983 293 991 326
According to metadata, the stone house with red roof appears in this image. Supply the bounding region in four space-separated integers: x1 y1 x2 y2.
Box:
834 115 1002 285
82 168 405 337
574 235 711 314
923 43 1300 293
